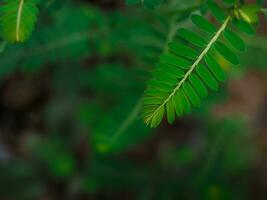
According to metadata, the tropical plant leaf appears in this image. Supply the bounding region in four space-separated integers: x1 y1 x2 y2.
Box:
142 1 255 128
0 0 40 42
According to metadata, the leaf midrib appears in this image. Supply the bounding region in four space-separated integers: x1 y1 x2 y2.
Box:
16 0 24 41
147 16 231 123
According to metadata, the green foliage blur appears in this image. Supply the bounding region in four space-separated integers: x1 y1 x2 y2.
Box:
0 0 267 199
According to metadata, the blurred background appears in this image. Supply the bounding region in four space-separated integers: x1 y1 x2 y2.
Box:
0 0 267 199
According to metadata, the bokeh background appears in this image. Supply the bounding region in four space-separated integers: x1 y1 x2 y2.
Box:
0 0 267 199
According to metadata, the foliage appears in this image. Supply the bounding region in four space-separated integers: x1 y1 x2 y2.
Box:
0 0 40 42
142 0 262 127
0 0 266 199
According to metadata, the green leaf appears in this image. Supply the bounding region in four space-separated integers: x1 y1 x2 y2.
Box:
153 69 178 84
205 54 226 82
239 4 261 24
207 0 226 22
148 79 174 91
160 54 192 69
189 74 208 98
177 28 207 47
155 63 185 79
168 42 198 60
144 88 169 99
142 13 246 127
197 64 219 91
191 14 216 33
167 100 175 124
214 41 240 64
223 29 246 51
232 18 256 35
150 105 165 128
182 82 201 107
173 92 183 116
180 90 191 114
0 0 40 42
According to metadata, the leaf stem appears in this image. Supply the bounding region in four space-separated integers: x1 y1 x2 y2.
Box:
193 132 224 186
112 98 143 142
16 0 24 42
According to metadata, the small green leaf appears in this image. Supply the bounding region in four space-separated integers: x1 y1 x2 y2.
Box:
177 28 207 47
153 69 178 84
223 29 246 51
148 79 174 91
160 54 191 69
197 64 219 91
144 88 169 99
214 41 240 65
169 42 198 60
180 90 191 114
205 55 226 82
191 14 216 33
167 100 175 124
239 4 261 24
143 96 164 105
173 92 183 116
189 74 208 98
151 106 165 128
232 18 256 35
156 63 185 78
182 82 201 107
207 0 226 22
